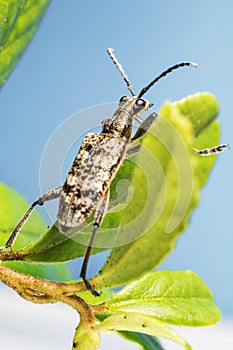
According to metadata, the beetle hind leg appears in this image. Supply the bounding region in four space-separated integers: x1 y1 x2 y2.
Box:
80 189 110 297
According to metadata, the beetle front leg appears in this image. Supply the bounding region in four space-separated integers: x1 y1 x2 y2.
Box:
126 112 158 157
131 112 158 141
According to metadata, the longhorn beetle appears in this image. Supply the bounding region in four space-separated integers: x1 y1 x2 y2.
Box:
0 48 229 296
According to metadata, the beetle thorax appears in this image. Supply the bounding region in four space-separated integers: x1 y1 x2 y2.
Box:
101 96 150 138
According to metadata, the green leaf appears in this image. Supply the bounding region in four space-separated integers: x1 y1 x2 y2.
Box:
72 322 100 350
0 0 50 86
92 92 220 289
22 222 106 262
99 312 191 350
174 92 218 136
105 271 221 326
0 0 26 47
1 94 221 287
0 182 45 249
97 312 165 349
118 331 165 350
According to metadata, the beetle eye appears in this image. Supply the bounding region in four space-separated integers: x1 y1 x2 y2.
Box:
119 96 127 103
135 98 146 107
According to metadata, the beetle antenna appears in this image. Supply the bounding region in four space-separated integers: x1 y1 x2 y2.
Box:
138 62 198 98
107 48 135 96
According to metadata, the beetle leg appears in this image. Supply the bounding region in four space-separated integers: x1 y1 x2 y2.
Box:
0 186 63 251
80 188 110 297
131 112 158 141
126 143 142 157
126 112 158 157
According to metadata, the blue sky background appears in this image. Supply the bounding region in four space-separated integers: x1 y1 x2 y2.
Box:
1 0 233 322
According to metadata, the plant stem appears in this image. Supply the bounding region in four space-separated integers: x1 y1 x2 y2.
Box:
0 264 97 328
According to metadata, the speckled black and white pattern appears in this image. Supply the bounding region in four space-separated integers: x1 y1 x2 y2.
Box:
58 133 128 230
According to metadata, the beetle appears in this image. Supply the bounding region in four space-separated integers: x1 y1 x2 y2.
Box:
2 48 226 296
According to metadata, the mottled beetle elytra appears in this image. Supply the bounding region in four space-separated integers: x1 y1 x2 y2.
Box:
0 49 229 296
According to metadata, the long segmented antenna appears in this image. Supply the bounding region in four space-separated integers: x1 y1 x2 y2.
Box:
138 62 198 98
107 48 135 96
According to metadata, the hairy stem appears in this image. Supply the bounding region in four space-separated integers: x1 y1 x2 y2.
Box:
0 264 98 328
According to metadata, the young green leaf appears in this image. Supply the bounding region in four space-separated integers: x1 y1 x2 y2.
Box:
22 221 106 262
104 271 221 326
99 312 191 350
174 92 218 136
0 0 26 47
117 331 165 350
0 0 50 86
96 311 165 350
